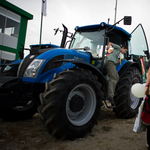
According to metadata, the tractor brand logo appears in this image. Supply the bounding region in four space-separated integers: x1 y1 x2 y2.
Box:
77 51 88 56
74 56 86 61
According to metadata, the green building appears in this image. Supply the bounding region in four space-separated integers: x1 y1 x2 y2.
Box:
0 0 33 64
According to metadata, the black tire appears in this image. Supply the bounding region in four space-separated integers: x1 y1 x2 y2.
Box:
0 67 18 119
38 68 102 140
114 66 142 118
1 93 39 121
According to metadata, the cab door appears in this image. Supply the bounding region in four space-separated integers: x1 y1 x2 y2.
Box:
130 24 149 57
129 24 149 82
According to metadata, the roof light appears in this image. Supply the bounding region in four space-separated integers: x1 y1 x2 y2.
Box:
101 23 105 27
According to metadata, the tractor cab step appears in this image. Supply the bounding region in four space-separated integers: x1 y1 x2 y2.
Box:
103 97 116 109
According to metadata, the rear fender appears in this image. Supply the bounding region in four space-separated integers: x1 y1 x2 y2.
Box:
117 61 142 79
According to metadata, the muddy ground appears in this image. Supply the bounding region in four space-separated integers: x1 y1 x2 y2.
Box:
0 107 148 150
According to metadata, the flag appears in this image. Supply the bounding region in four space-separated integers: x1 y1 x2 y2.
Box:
42 0 47 16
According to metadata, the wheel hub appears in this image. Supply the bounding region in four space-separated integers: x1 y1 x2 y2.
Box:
66 84 97 126
69 94 84 112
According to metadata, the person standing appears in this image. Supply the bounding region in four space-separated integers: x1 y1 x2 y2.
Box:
145 66 150 150
106 42 128 107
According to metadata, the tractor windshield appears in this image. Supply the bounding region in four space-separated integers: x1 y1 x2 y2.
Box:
70 30 105 58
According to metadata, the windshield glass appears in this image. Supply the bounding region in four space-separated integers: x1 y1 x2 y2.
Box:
70 30 105 58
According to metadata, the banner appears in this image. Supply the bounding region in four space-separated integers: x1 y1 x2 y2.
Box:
42 0 47 16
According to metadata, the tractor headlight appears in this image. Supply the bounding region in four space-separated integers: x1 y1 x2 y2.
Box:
3 65 12 71
24 59 45 78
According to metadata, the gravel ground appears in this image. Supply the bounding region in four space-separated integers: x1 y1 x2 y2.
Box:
0 107 148 150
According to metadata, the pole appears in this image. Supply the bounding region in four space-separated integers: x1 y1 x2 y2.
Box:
114 0 118 24
39 0 47 49
39 12 43 50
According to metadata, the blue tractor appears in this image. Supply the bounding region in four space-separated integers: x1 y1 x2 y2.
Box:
0 17 149 139
38 17 149 139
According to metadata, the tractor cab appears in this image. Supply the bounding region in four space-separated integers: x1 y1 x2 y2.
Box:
69 20 131 74
68 17 149 82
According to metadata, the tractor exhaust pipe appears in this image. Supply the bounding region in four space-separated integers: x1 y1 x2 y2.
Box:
60 24 68 48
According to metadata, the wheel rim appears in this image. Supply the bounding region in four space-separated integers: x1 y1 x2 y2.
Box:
130 91 140 109
130 82 140 109
66 84 96 126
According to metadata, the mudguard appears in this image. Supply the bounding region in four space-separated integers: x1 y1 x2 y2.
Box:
117 60 142 79
55 59 108 88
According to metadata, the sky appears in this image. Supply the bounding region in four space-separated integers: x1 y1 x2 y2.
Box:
6 0 150 57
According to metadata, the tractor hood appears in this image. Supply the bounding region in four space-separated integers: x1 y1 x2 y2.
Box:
17 47 91 83
36 48 90 60
30 43 60 55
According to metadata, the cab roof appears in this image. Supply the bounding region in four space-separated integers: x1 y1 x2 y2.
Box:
75 22 131 40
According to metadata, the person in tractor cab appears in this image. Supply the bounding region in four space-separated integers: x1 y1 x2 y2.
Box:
106 42 128 107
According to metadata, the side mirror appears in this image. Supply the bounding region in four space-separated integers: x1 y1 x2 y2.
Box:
143 50 149 59
124 16 132 25
54 28 59 35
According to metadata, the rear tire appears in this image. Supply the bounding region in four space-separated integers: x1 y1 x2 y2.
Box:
114 66 142 118
38 68 102 140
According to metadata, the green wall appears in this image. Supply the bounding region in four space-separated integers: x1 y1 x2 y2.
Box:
0 0 33 60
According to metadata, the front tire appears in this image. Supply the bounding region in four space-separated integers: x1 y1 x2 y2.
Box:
114 66 142 118
38 68 102 140
1 93 39 121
